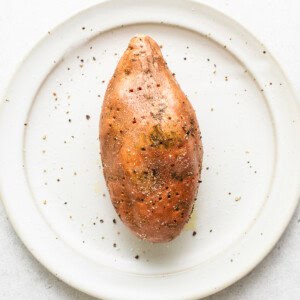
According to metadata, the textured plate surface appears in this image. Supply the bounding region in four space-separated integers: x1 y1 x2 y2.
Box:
0 0 299 299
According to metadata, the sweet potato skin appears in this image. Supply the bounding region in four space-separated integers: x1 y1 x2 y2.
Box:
100 35 203 242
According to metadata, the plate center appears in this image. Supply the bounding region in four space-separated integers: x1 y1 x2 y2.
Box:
24 23 275 274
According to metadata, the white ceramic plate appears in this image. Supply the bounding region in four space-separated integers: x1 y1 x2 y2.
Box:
0 0 299 299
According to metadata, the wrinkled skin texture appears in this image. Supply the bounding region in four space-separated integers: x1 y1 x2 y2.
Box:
100 35 203 242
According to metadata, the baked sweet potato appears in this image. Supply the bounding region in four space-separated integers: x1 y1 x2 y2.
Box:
100 35 203 242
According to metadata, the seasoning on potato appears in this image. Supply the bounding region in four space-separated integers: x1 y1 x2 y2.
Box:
99 35 203 242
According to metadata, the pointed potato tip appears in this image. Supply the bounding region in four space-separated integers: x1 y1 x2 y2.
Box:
129 34 148 44
128 34 159 51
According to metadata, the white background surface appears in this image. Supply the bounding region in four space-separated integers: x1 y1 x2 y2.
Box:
0 0 299 299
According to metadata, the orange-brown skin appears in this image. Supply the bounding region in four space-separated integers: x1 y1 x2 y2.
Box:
100 35 203 242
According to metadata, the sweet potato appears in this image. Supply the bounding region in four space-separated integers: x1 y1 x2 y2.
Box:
99 35 203 242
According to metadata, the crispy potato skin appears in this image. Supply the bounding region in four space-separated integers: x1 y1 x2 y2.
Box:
100 35 203 242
